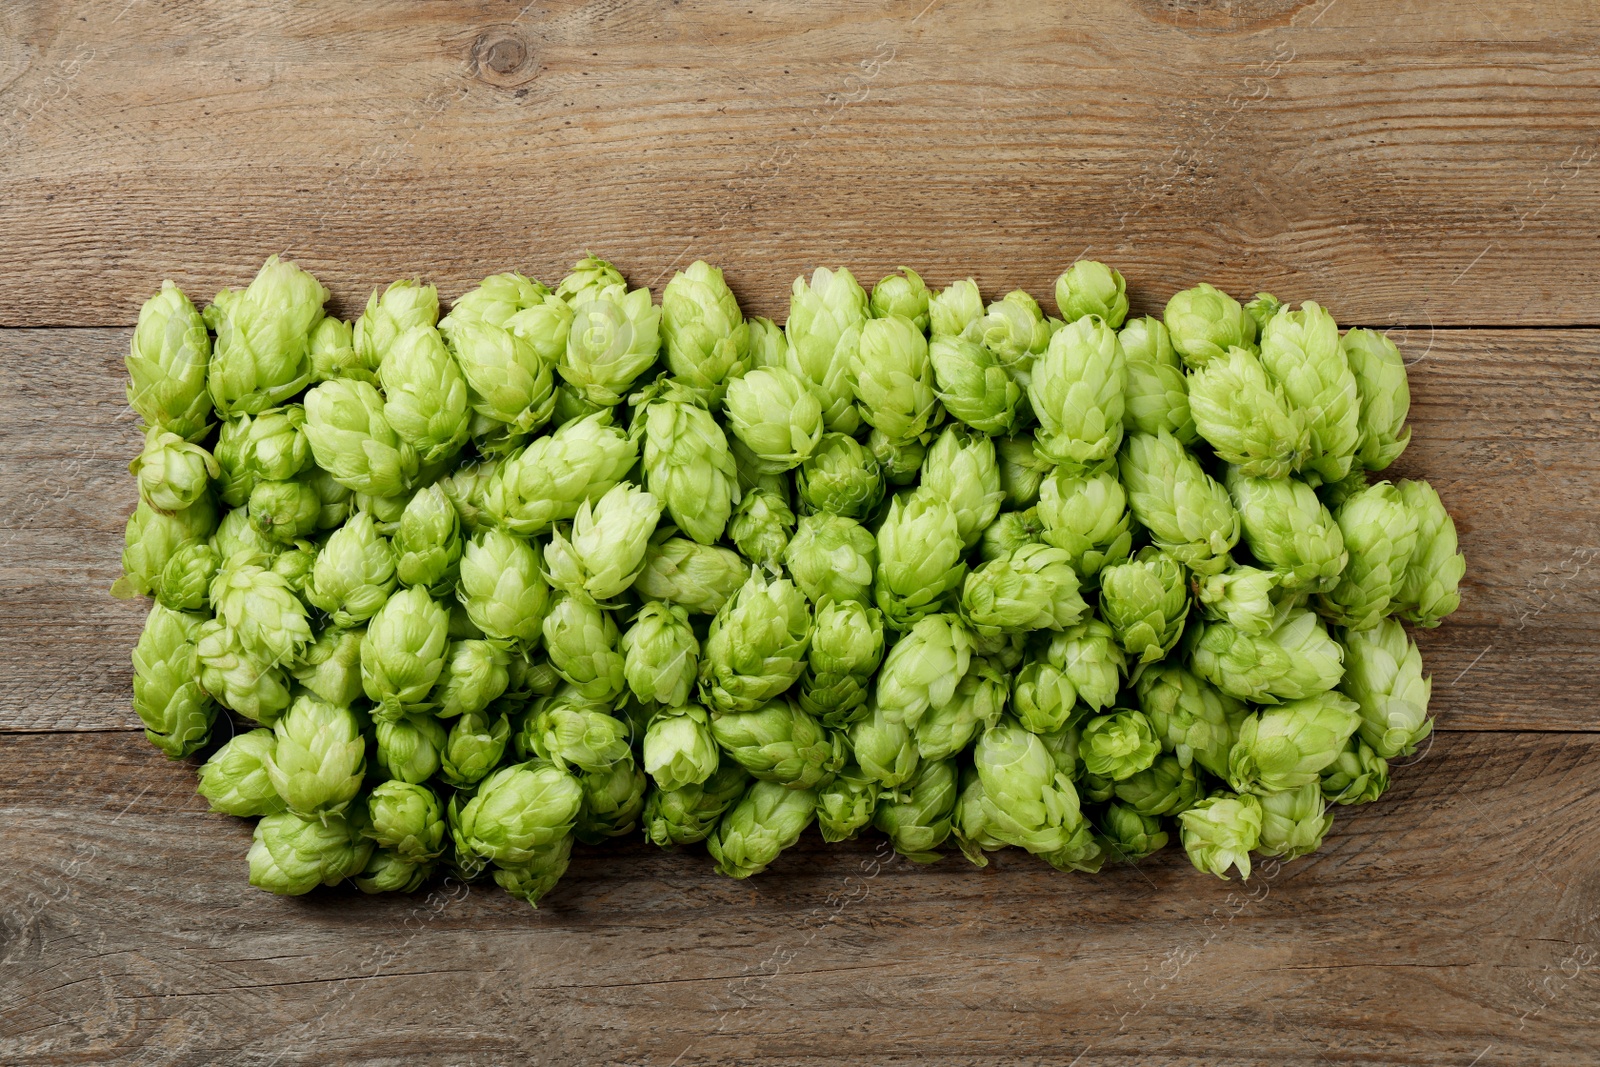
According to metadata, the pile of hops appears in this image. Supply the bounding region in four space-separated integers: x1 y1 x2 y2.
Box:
115 255 1464 902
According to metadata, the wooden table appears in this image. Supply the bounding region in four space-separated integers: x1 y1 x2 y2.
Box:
3 2 1598 1063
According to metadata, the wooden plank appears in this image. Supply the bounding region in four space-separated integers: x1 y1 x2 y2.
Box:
1 327 1596 733
1 729 1596 1065
2 1 1600 327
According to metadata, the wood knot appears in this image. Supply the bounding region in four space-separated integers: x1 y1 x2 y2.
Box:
472 28 538 88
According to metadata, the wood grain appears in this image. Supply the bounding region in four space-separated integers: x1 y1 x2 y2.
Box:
2 729 1597 1066
2 327 1593 733
2 0 1600 327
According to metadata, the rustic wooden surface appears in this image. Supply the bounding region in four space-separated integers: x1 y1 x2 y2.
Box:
3 0 1599 1064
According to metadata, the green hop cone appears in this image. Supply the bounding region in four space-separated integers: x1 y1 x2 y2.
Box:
1113 753 1204 817
247 810 371 896
723 366 825 473
265 695 367 821
365 781 446 862
1195 565 1279 636
960 543 1087 637
1163 282 1250 369
492 836 573 907
301 379 419 497
644 703 720 792
1394 479 1465 628
1097 802 1169 863
450 271 551 330
868 427 927 487
1178 792 1262 880
541 594 626 701
374 712 447 784
213 415 262 507
661 260 750 400
1047 617 1126 714
525 692 632 774
1010 651 1081 735
127 281 213 441
130 426 219 514
698 570 813 714
797 597 886 727
848 701 919 789
1118 430 1240 575
746 315 788 369
543 482 662 602
784 514 877 606
1258 301 1361 486
996 433 1054 508
979 290 1052 376
920 426 1005 550
210 562 311 667
1135 663 1244 778
359 585 450 715
209 506 277 569
870 267 931 331
269 539 318 594
633 380 740 544
971 717 1086 855
459 761 584 864
428 639 510 719
710 700 842 789
928 334 1023 435
978 508 1043 564
643 762 752 847
1339 618 1432 758
1035 468 1133 587
816 763 883 843
247 476 323 545
392 483 463 593
309 315 364 384
153 542 220 612
207 256 326 417
195 619 291 725
1080 709 1160 781
851 314 943 448
1244 292 1284 337
634 535 749 614
795 433 884 519
915 655 1008 760
354 279 441 373
929 277 985 341
1028 314 1127 471
728 486 795 572
875 613 973 730
621 601 700 706
438 705 513 788
1055 260 1129 327
1316 481 1420 631
1256 782 1332 860
706 779 818 879
1321 737 1390 806
1119 315 1196 444
873 488 967 631
1342 328 1411 471
481 410 637 536
785 266 867 434
131 604 217 758
197 728 286 817
306 467 354 530
1226 466 1347 592
290 626 365 708
354 849 432 895
304 512 397 627
559 283 662 405
1191 608 1344 704
112 495 219 601
1097 549 1190 664
555 256 625 307
459 528 552 649
377 325 472 464
575 754 649 843
874 757 959 863
1188 346 1310 478
445 305 561 437
1228 691 1362 794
